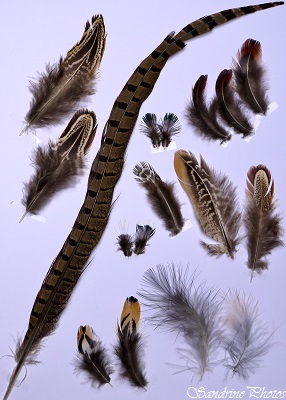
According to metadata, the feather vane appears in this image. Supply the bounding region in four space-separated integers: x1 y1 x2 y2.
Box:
134 161 184 236
233 38 269 114
138 264 223 380
174 149 241 258
140 113 161 148
159 113 181 148
244 164 283 281
114 296 147 389
74 325 113 387
133 224 156 255
20 15 106 135
20 110 97 221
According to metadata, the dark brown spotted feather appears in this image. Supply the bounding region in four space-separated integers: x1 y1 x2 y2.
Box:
4 3 283 399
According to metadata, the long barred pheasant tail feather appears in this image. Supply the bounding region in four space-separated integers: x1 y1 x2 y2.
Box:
244 164 283 282
3 3 283 398
114 296 147 389
74 325 113 387
20 15 106 135
174 150 241 258
20 110 97 221
134 161 184 236
233 38 269 114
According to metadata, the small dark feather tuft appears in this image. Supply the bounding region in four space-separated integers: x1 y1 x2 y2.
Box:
133 224 155 255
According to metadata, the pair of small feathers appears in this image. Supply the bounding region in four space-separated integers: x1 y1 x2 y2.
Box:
134 162 184 236
20 15 105 135
140 113 181 148
187 39 269 143
174 149 241 258
117 223 155 256
21 110 97 221
139 264 274 380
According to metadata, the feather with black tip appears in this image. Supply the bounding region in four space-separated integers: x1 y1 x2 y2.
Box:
140 113 161 148
114 296 148 389
133 162 184 236
214 69 253 137
20 15 105 135
233 38 269 115
133 224 155 255
159 113 181 148
244 164 283 281
74 325 113 387
222 290 273 379
174 149 241 258
20 110 97 221
138 264 223 380
186 75 231 144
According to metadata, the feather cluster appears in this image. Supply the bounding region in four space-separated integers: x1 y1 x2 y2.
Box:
244 164 283 281
21 109 97 221
114 296 148 389
20 15 106 135
222 290 273 379
74 325 113 387
186 38 270 143
116 222 155 257
140 112 181 148
133 161 184 236
139 264 223 380
174 149 241 258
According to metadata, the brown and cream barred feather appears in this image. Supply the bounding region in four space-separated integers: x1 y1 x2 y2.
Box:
4 3 283 399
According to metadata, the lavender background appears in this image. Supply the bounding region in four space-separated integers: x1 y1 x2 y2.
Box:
0 1 285 399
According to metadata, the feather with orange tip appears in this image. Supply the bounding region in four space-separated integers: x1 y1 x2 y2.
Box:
114 296 148 389
174 149 241 258
233 39 269 114
186 74 231 144
214 69 253 137
244 164 283 281
20 110 97 221
74 325 113 387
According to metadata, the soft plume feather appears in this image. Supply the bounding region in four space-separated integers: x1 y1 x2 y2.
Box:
138 264 223 380
222 290 273 379
133 224 156 255
174 149 241 258
133 161 184 236
214 69 253 136
159 113 181 148
244 164 283 281
140 113 161 148
114 296 148 389
186 75 231 144
20 15 105 135
233 38 269 114
74 325 113 387
21 110 97 221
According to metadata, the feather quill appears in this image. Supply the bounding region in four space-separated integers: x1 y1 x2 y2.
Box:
186 75 231 143
244 164 283 281
134 161 184 236
138 264 223 380
114 296 148 389
140 113 161 148
20 110 97 221
133 224 156 255
214 69 253 136
233 38 269 114
20 15 106 135
159 113 181 148
74 325 113 387
222 290 273 379
174 149 241 258
4 3 283 398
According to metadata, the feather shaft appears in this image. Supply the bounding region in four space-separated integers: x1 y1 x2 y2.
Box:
4 3 283 398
